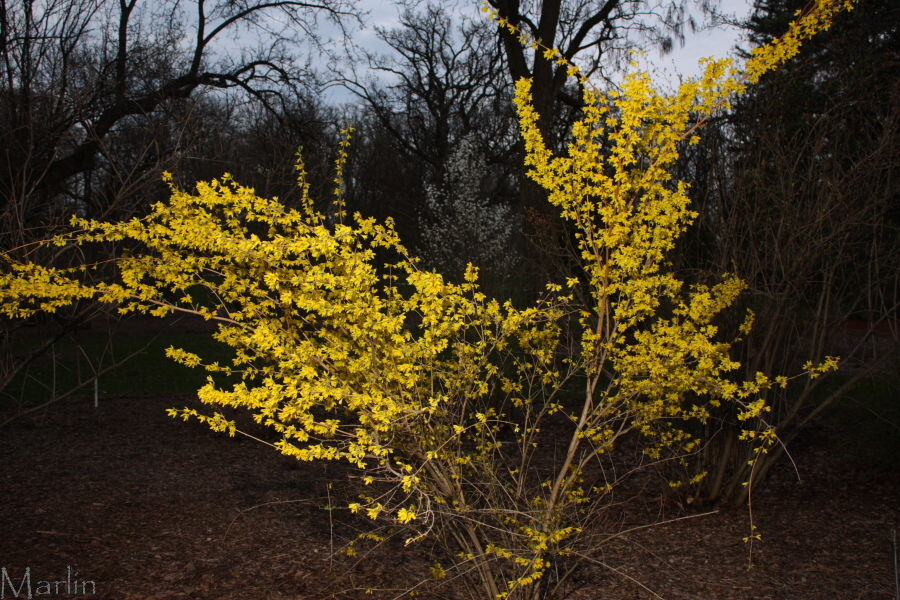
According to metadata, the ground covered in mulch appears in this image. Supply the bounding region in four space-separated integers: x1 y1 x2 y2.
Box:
1 393 897 599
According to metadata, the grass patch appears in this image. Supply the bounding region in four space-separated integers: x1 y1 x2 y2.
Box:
1 321 235 410
817 370 900 470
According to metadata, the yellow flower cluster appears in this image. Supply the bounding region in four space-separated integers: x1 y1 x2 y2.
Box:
507 0 850 468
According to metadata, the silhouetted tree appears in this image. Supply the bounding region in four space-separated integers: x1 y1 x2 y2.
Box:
676 0 899 505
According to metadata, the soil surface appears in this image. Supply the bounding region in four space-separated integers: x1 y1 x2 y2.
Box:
1 394 897 599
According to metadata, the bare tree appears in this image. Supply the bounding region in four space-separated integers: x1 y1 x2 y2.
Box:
0 0 358 240
336 4 523 279
486 0 695 148
340 5 514 172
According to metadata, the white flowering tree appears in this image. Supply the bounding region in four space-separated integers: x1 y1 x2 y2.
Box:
419 136 521 289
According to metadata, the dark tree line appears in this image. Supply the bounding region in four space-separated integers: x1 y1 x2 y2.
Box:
672 0 898 504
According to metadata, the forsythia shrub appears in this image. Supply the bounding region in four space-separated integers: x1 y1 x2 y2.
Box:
0 1 850 597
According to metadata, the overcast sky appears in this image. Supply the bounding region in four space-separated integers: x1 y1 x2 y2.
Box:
646 0 754 85
320 0 756 103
